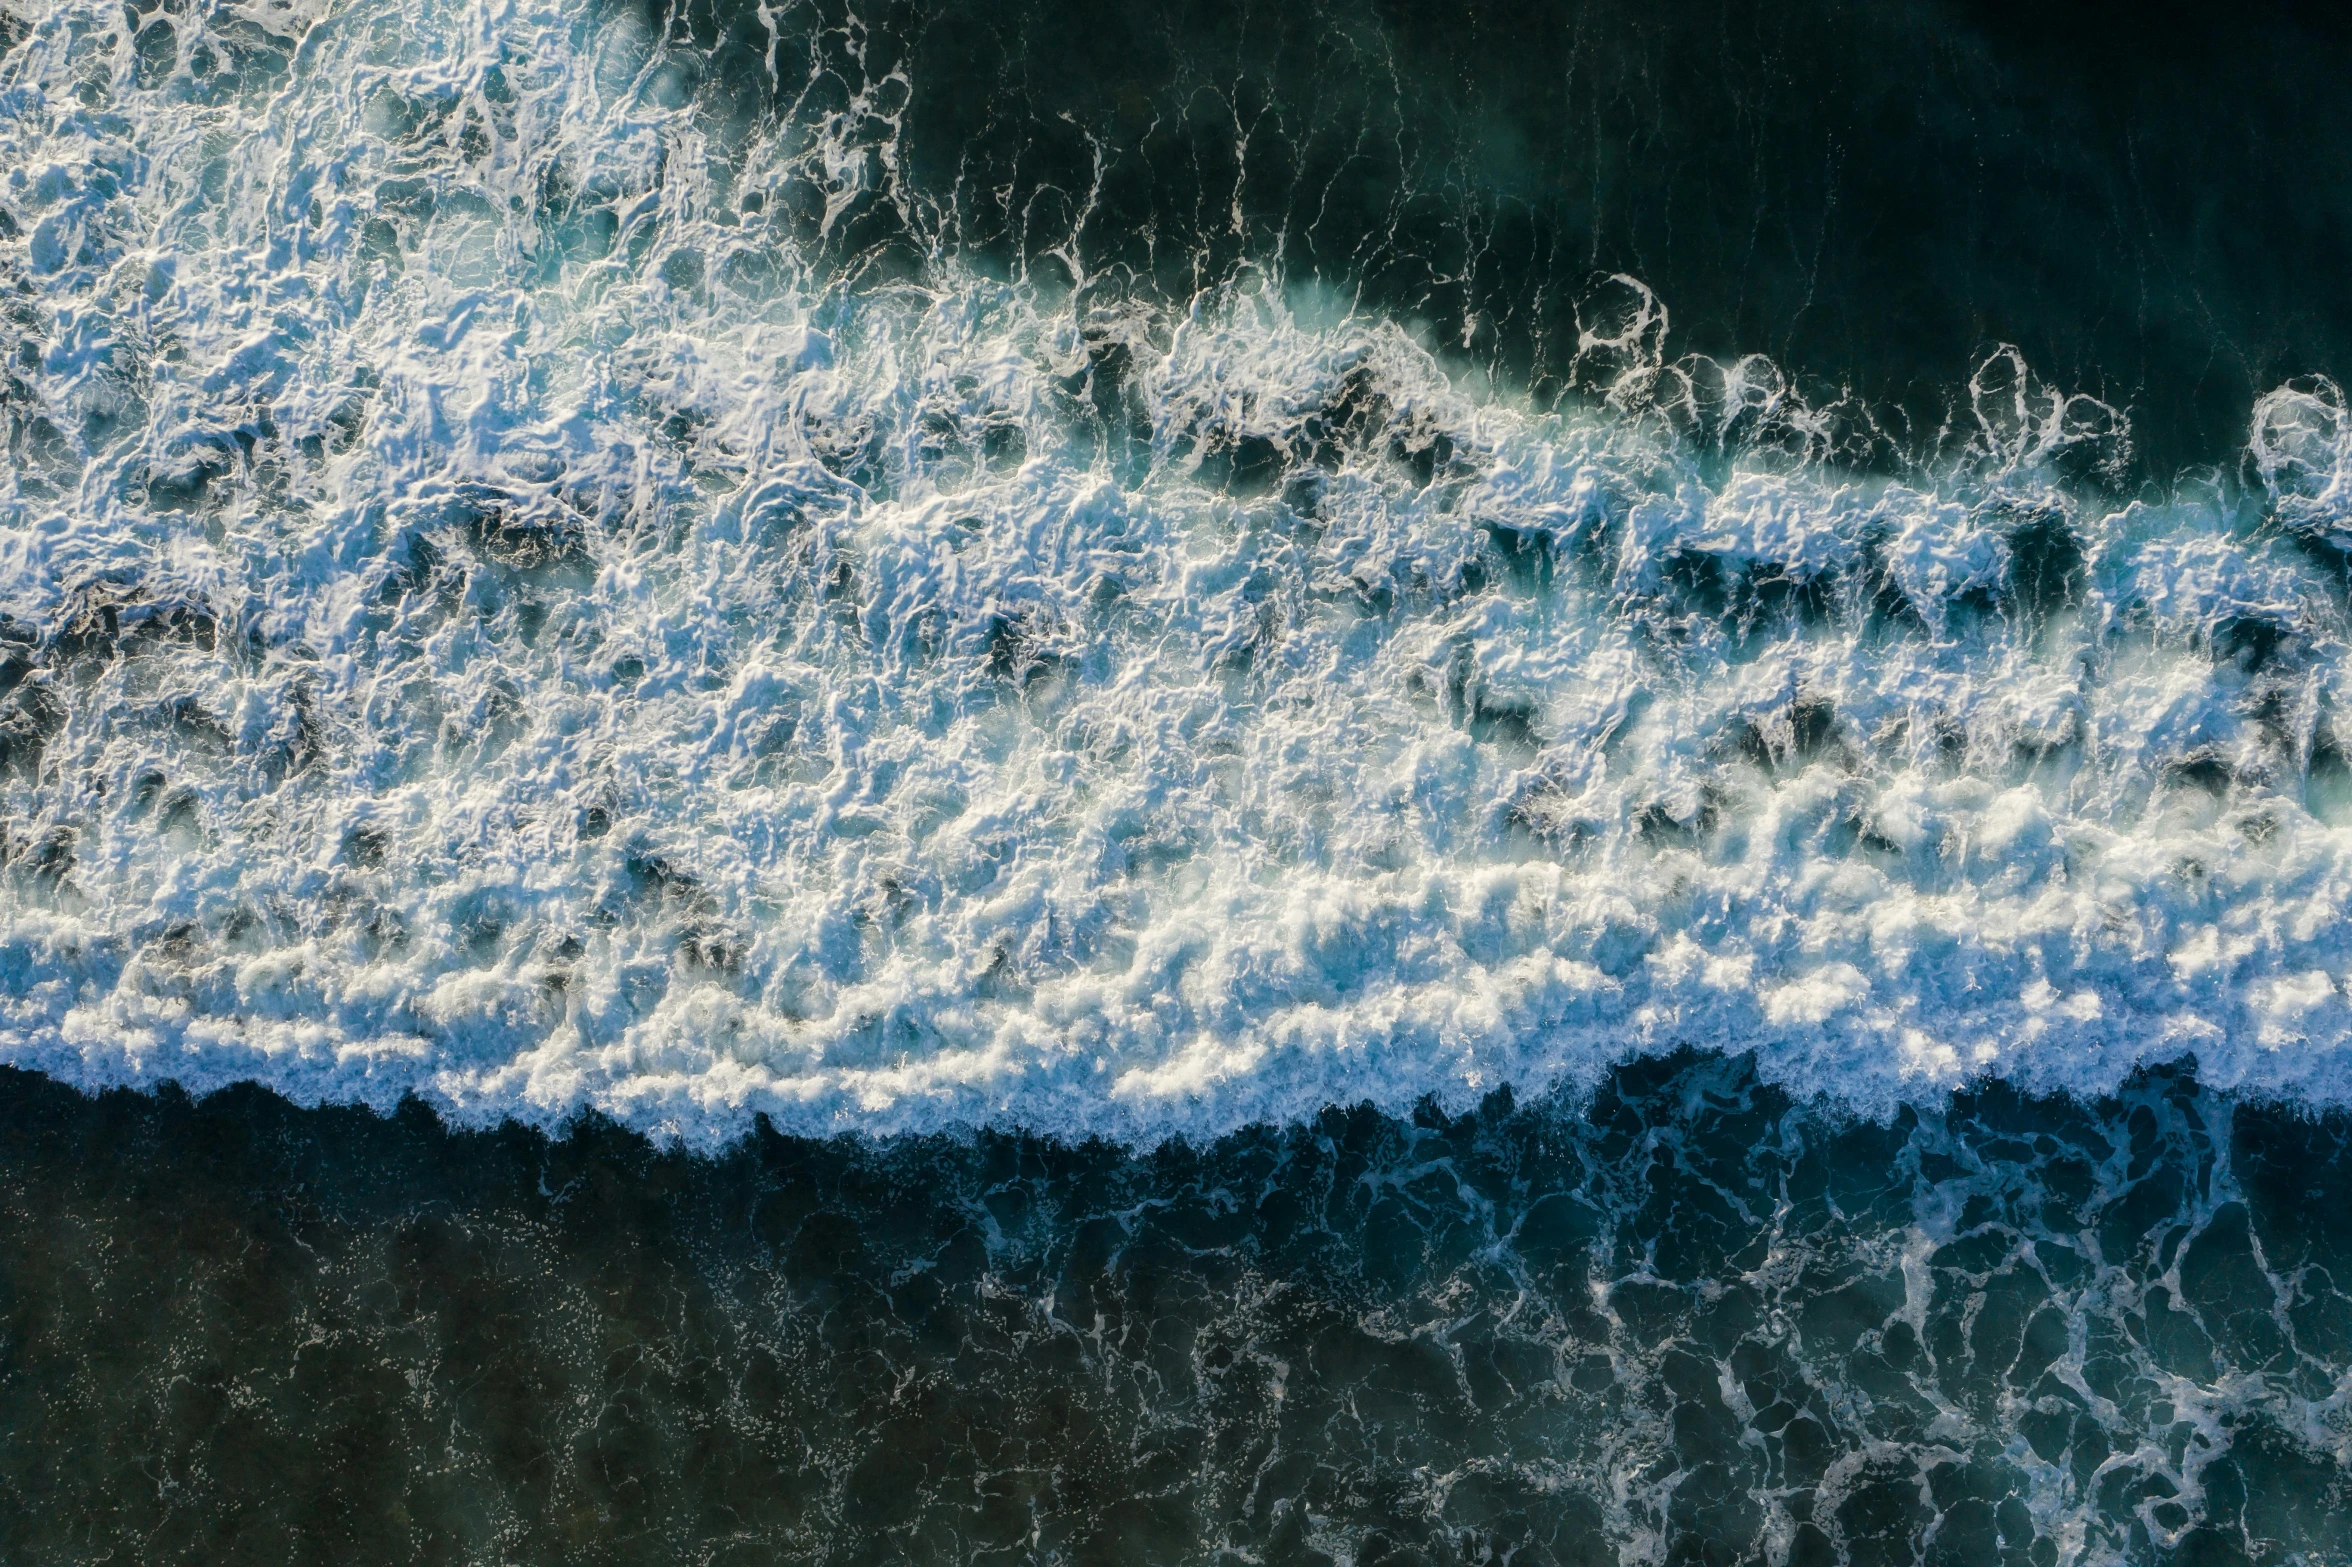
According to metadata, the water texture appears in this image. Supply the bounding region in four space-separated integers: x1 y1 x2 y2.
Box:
7 1 2352 1561
3 1057 2350 1566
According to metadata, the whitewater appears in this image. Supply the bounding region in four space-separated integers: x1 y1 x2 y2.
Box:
8 0 2352 1142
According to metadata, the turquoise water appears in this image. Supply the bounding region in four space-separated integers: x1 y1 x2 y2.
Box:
5 0 2352 1557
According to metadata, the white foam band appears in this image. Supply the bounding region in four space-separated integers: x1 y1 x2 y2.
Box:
5 0 2352 1140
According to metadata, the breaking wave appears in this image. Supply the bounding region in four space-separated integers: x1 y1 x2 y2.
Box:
5 0 2352 1140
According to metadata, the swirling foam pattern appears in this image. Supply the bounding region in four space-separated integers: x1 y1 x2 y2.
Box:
6 0 2352 1140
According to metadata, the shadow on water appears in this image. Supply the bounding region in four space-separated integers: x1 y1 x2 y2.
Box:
3 1054 2351 1564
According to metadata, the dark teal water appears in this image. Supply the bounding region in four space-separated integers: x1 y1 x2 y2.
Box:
690 0 2352 474
3 1056 2351 1565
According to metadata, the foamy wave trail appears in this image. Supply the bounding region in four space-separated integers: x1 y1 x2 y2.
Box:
4 0 2352 1142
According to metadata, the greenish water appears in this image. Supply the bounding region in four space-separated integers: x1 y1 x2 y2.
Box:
3 1057 2350 1565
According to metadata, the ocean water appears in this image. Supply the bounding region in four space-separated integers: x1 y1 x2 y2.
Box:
4 0 2352 1559
7 1059 2352 1564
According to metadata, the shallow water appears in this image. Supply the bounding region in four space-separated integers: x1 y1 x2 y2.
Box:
7 0 2352 1558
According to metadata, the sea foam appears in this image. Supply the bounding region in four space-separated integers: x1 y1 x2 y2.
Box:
6 0 2352 1141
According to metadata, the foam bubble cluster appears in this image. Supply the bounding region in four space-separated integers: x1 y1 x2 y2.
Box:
5 0 2352 1139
